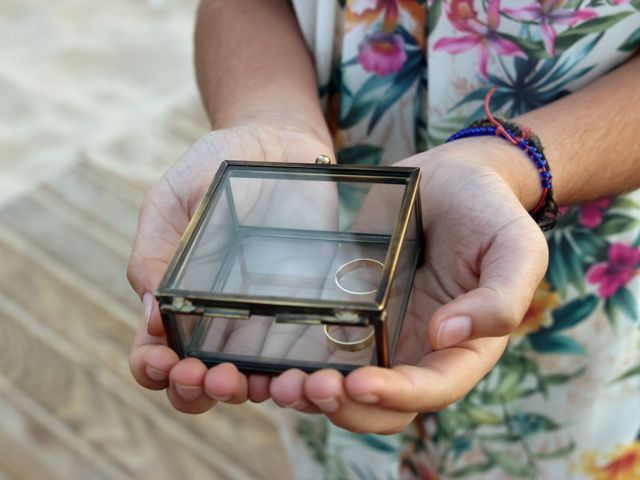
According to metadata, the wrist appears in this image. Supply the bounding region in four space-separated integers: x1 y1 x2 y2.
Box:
438 136 545 212
212 106 334 155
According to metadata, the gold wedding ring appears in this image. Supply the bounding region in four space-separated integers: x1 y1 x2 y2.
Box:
334 258 384 295
323 324 375 352
326 258 382 351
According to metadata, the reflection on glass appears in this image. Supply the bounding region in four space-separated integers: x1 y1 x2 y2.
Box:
158 162 422 374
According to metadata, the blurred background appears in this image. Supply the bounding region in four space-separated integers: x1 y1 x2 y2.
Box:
0 0 291 478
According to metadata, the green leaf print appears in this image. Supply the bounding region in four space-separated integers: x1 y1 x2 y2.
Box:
336 145 384 165
451 435 473 460
541 366 587 385
353 434 399 454
482 447 536 478
367 52 423 134
571 228 609 262
619 26 640 52
326 452 350 480
340 75 394 129
546 235 568 295
492 369 523 401
547 294 598 332
611 364 640 383
507 412 560 437
296 416 328 465
604 296 621 329
462 406 502 426
554 12 633 54
427 115 469 148
611 196 640 210
428 0 442 35
561 234 587 295
565 0 584 8
595 212 639 236
609 286 638 321
449 31 602 120
500 33 546 59
528 332 587 355
449 461 494 478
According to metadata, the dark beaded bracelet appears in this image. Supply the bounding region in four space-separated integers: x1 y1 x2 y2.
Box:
446 88 559 231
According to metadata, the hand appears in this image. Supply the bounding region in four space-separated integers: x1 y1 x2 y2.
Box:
127 123 336 413
268 137 549 433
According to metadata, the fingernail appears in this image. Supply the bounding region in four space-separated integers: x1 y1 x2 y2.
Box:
146 366 167 382
313 397 339 413
175 384 204 402
142 292 153 333
353 393 379 404
283 399 310 411
208 393 232 402
437 315 472 348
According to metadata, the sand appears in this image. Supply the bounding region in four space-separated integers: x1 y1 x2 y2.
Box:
0 0 210 206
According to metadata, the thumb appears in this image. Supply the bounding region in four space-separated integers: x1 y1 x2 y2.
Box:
429 215 548 349
127 185 189 337
127 254 168 337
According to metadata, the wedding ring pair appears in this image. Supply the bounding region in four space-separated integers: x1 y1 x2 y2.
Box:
317 151 381 352
324 258 383 352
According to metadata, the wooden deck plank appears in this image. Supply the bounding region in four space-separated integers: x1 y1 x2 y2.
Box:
0 291 252 480
0 162 291 479
0 233 289 479
0 195 138 312
0 374 124 480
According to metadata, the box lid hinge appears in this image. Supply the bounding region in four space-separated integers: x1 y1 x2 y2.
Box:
160 297 250 319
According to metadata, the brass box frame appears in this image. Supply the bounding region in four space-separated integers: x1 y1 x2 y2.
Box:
156 161 424 374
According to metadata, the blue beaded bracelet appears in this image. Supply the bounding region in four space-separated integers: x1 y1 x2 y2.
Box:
447 125 552 191
446 88 559 230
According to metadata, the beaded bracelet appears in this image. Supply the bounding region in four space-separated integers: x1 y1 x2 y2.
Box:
446 87 559 231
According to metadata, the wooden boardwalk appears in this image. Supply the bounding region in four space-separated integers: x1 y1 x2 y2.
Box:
0 160 292 479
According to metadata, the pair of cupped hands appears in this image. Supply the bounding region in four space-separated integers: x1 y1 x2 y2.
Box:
127 123 547 434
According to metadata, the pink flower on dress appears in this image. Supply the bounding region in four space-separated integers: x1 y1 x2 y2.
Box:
433 0 525 79
586 243 640 298
503 0 598 56
579 198 611 228
358 32 407 76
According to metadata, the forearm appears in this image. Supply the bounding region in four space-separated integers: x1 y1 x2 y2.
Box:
519 55 640 206
450 56 640 209
195 0 331 146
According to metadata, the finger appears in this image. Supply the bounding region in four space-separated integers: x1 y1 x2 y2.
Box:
270 369 321 413
166 358 216 414
129 343 179 390
129 293 179 389
222 316 273 356
261 323 309 359
429 215 548 348
304 369 416 433
344 336 508 413
247 374 272 403
127 180 190 336
284 325 332 363
203 363 249 404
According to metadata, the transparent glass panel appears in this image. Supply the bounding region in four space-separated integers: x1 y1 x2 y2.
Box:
167 312 377 372
177 184 236 291
173 171 407 305
162 164 422 373
384 204 420 365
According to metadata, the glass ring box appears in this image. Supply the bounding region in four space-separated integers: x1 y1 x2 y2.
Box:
156 160 424 375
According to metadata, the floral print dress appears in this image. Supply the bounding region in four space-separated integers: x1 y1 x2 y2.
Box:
287 1 640 478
